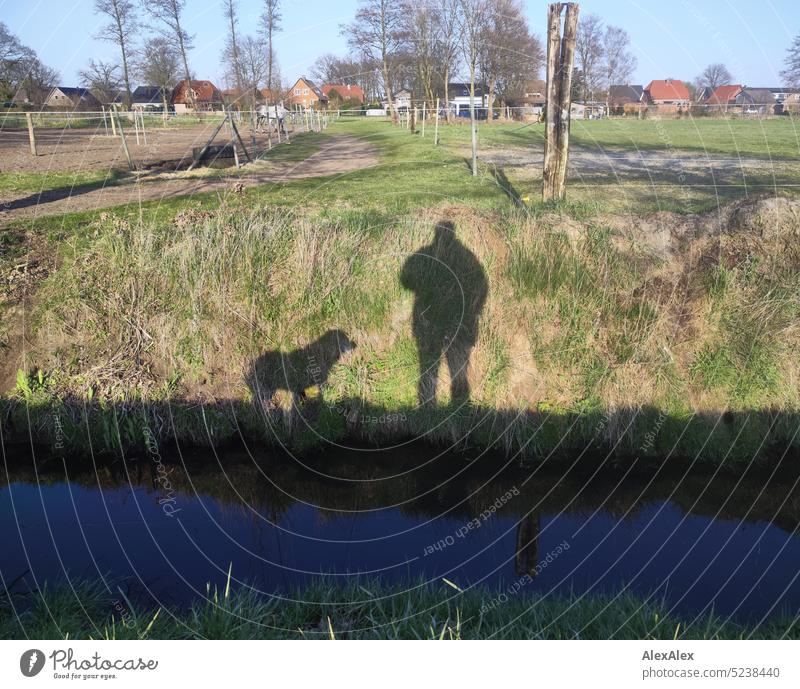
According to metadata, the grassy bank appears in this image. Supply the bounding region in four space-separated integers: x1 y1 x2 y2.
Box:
2 579 797 640
2 192 799 465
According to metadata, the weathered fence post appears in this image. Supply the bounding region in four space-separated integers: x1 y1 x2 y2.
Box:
434 97 440 146
542 2 580 202
110 106 117 137
422 102 427 137
25 113 37 156
114 109 134 171
102 107 109 136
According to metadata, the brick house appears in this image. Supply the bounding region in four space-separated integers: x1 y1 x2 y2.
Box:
704 84 743 111
288 77 328 109
171 79 223 113
322 83 365 104
643 79 691 106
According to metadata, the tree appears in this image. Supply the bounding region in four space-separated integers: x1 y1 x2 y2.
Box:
458 0 489 176
136 36 180 112
79 59 122 104
406 1 440 108
575 12 604 102
437 0 461 120
260 0 281 95
222 0 244 104
602 25 636 112
781 32 800 88
479 0 543 115
144 0 195 110
344 0 407 123
0 22 58 104
239 35 269 98
93 0 137 108
696 63 733 94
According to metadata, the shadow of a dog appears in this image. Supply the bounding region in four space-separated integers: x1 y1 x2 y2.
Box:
245 329 357 419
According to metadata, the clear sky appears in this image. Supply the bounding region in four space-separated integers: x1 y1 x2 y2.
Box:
1 0 799 88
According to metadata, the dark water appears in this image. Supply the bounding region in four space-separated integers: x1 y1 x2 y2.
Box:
2 442 800 622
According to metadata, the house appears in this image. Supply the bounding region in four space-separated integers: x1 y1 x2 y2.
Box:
783 92 800 114
322 83 365 104
171 79 222 113
733 88 779 115
608 84 643 108
763 87 800 104
571 101 605 119
643 79 691 106
259 88 282 103
447 83 490 117
288 77 328 109
704 84 743 110
129 85 168 111
381 88 412 113
44 86 101 111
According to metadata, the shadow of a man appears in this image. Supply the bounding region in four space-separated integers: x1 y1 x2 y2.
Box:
400 221 488 406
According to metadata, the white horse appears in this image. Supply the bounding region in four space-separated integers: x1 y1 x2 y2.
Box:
256 104 289 135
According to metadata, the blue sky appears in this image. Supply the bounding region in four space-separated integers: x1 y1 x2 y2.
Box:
1 0 799 88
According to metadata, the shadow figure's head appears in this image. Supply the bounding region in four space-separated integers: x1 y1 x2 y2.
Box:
321 328 357 357
434 220 456 244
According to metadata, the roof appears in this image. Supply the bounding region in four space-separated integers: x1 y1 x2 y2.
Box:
705 84 742 105
448 82 487 98
322 83 365 102
131 86 165 104
171 80 222 104
644 79 690 101
52 86 98 101
260 88 280 101
608 84 643 102
735 88 777 105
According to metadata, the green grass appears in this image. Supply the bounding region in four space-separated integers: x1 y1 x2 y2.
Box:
2 578 797 640
0 168 127 196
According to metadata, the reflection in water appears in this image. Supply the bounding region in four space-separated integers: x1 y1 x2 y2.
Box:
1 442 800 622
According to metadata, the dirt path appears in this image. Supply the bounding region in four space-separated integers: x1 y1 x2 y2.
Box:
0 135 378 223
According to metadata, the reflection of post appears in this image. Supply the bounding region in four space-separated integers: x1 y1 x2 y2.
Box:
515 514 541 578
542 2 580 202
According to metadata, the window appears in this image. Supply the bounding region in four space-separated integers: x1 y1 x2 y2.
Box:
303 88 309 95
294 89 300 95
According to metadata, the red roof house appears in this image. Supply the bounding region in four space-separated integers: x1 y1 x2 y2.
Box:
171 79 223 113
643 79 691 105
322 83 365 104
704 84 743 107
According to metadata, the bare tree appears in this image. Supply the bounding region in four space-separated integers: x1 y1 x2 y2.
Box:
222 0 244 104
437 0 461 120
239 35 268 98
144 0 195 110
696 63 733 94
406 1 440 108
136 36 180 112
79 59 122 104
479 0 542 116
575 12 603 102
260 0 282 95
0 22 58 104
344 0 407 123
93 0 137 108
781 33 800 88
459 0 489 176
602 25 636 113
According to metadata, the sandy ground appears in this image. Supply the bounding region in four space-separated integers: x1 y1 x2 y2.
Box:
0 134 378 223
0 119 295 173
478 145 800 186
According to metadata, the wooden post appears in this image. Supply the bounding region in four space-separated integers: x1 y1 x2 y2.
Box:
140 110 147 145
230 117 252 163
110 106 117 136
542 2 580 202
133 110 140 145
434 97 440 146
25 113 37 156
114 109 134 171
102 107 109 136
250 110 257 159
422 102 426 137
